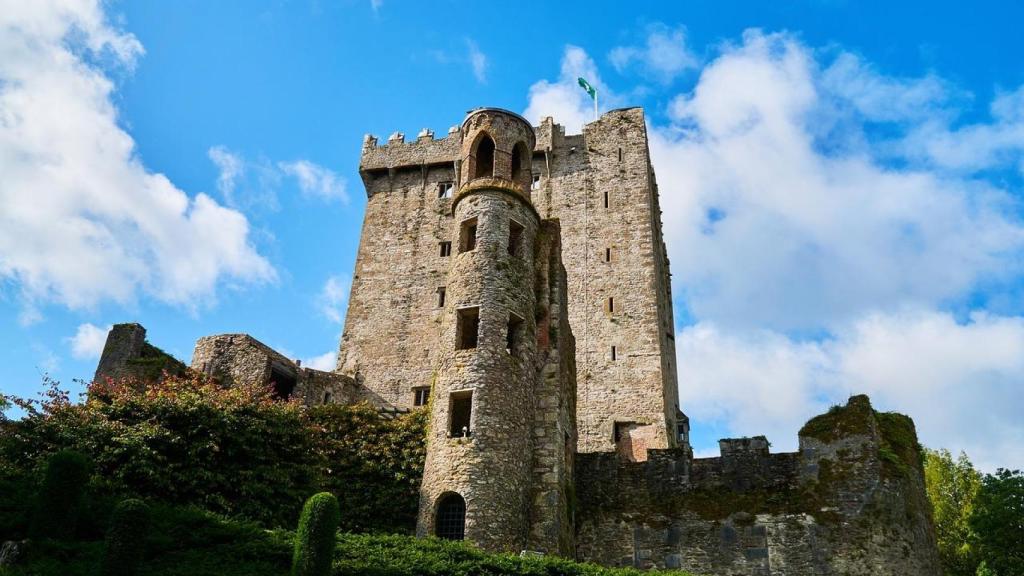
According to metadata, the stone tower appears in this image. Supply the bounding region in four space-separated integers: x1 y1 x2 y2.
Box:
415 109 575 555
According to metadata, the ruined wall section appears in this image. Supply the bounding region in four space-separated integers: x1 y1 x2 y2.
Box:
536 109 680 454
574 396 941 575
337 130 461 408
94 323 188 384
192 334 379 407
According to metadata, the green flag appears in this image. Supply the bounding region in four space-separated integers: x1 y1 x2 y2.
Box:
577 77 596 100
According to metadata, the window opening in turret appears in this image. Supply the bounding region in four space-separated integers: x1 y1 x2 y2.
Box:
439 241 452 257
618 147 623 162
605 247 612 262
435 493 466 540
456 306 480 349
459 218 477 253
506 312 523 354
511 142 528 182
473 134 495 179
603 190 610 208
608 296 615 313
413 386 430 406
437 287 446 307
532 174 541 190
508 220 524 256
269 366 296 400
438 181 454 198
449 390 473 437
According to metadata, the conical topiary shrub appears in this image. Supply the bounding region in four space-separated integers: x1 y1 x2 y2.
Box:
29 449 92 540
100 499 150 576
291 492 340 576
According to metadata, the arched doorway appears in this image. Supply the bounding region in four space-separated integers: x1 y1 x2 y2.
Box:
435 492 466 540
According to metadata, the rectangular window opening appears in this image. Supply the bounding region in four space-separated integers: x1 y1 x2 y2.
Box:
437 287 446 308
439 241 452 257
506 312 524 354
618 147 623 162
323 391 332 404
269 366 297 400
603 190 609 209
438 181 454 199
508 220 524 256
531 174 541 190
608 296 615 313
456 307 480 350
449 391 473 437
459 218 478 253
605 247 612 262
611 346 617 361
413 386 431 407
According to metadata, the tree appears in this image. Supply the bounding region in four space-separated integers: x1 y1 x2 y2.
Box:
971 468 1024 576
292 492 340 576
924 448 982 575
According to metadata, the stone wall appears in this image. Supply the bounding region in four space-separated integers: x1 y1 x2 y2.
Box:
191 333 379 407
574 396 941 575
93 323 188 383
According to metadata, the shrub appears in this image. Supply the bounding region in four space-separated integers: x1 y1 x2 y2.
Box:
101 499 150 576
291 492 340 576
29 449 92 540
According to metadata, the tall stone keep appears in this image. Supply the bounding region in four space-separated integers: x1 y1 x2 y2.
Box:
416 109 574 554
339 107 685 459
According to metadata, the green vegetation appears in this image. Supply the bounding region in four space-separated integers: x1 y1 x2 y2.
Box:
29 449 92 540
124 342 189 382
798 394 875 442
292 493 341 576
970 468 1024 576
100 499 150 576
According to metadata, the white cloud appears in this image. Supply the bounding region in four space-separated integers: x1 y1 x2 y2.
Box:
208 146 244 200
523 46 613 133
303 350 337 372
318 274 350 324
466 39 487 84
678 311 1024 471
0 1 275 313
69 322 111 360
370 0 382 13
651 30 1024 331
278 159 349 204
609 24 698 83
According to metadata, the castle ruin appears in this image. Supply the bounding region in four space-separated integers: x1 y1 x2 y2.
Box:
95 107 941 575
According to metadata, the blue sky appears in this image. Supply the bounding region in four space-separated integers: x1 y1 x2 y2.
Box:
3 0 1024 469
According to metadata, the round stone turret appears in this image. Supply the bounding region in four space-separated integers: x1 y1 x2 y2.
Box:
417 108 541 552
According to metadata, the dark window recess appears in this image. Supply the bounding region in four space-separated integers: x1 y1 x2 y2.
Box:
323 391 332 404
511 142 528 182
603 190 609 208
508 220 524 256
437 287 446 307
413 387 431 406
618 147 623 162
473 134 495 179
269 367 296 400
459 218 477 253
667 332 675 341
438 181 454 198
439 241 452 257
605 247 612 262
608 296 615 313
456 307 480 350
613 422 631 442
506 313 523 354
435 493 466 540
449 391 473 437
611 346 617 361
531 174 541 190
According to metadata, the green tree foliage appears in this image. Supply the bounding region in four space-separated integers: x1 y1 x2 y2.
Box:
29 449 92 540
291 492 340 576
101 499 150 576
971 468 1024 576
924 448 983 575
1 375 425 531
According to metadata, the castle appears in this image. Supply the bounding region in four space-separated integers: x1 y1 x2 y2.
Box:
96 107 941 575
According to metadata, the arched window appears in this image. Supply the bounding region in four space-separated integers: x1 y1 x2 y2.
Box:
510 141 528 182
435 492 466 540
473 134 495 179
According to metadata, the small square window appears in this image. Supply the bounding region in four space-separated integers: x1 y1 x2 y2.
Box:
413 387 430 406
438 181 454 199
439 241 452 257
531 174 541 190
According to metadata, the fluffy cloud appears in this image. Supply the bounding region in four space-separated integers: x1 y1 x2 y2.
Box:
609 24 698 83
303 350 337 372
0 1 274 314
523 46 614 133
318 274 350 324
208 146 245 200
278 160 349 204
68 322 110 360
466 39 487 84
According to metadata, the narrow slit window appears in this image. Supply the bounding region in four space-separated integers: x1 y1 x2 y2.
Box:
459 218 478 253
413 386 430 407
508 220 524 256
608 296 615 313
437 287 446 308
603 190 609 208
506 313 523 354
605 247 612 262
449 391 473 437
618 147 623 162
439 241 452 257
611 346 617 361
438 181 454 199
456 307 480 350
